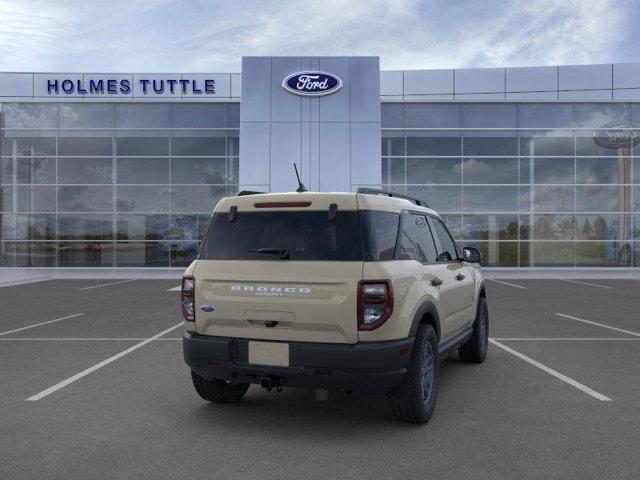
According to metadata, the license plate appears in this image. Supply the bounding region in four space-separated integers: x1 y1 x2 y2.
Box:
248 341 289 367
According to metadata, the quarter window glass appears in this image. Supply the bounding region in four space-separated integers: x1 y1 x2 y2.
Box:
395 213 416 260
430 217 458 262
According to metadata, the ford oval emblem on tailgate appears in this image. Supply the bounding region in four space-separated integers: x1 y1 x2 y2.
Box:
200 305 215 312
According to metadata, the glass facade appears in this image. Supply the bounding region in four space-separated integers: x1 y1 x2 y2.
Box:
382 103 640 268
0 102 239 267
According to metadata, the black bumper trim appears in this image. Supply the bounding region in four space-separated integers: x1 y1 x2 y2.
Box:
183 331 413 394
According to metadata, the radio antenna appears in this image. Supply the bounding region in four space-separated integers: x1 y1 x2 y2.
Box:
293 163 308 192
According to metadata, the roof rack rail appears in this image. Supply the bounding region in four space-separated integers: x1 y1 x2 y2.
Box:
356 187 429 208
236 190 265 196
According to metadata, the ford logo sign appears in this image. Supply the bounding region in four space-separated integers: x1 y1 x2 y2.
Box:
200 305 215 312
593 121 640 149
282 71 343 97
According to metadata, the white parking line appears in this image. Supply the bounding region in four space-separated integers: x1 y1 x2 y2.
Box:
489 338 612 402
78 279 137 291
558 279 611 289
555 313 640 337
26 322 183 401
486 279 526 289
492 337 640 341
167 285 181 292
0 337 182 341
0 313 84 337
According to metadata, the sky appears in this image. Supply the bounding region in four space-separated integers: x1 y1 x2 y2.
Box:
0 0 638 72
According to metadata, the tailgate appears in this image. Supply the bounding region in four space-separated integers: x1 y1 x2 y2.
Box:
194 260 362 343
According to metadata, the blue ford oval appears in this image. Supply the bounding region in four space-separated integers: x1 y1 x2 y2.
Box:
200 305 215 312
282 71 343 97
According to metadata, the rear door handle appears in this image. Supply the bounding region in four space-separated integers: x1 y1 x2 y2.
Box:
431 277 443 287
456 273 465 281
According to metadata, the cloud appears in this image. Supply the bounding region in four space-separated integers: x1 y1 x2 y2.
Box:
0 0 636 72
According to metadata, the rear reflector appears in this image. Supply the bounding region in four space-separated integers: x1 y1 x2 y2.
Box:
254 201 312 208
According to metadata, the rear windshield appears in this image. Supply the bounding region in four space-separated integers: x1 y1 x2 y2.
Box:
200 210 401 262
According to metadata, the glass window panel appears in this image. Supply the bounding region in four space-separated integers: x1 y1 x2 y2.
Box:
576 242 631 267
114 104 171 128
116 186 170 213
576 157 624 184
115 242 170 267
574 103 630 128
58 158 112 184
406 104 460 128
171 242 199 267
406 158 461 184
406 131 461 156
169 214 199 241
116 136 168 156
3 242 57 267
17 185 56 212
381 103 404 128
228 103 240 127
576 135 621 156
520 156 530 185
464 241 518 267
117 158 169 184
575 214 629 241
533 241 575 266
519 215 530 240
519 186 531 213
518 104 574 129
382 158 405 184
463 104 517 128
1 158 12 183
14 214 55 240
381 130 404 156
58 214 113 240
533 186 574 212
171 134 226 156
171 158 227 184
58 104 113 128
1 213 16 239
462 215 519 240
197 214 212 240
634 215 640 239
58 137 112 156
533 215 576 240
59 242 114 267
2 104 58 128
519 133 574 156
519 241 531 267
227 157 239 184
58 186 113 212
462 157 517 184
576 186 622 212
227 130 239 157
441 215 462 240
463 136 518 156
171 104 227 128
1 186 12 211
534 158 574 184
463 186 518 213
635 242 640 267
412 214 438 263
171 185 226 212
116 214 169 240
16 157 56 184
634 159 640 183
11 136 56 156
406 186 461 213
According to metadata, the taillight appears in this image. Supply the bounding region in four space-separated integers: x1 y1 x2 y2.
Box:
357 280 393 331
181 276 195 322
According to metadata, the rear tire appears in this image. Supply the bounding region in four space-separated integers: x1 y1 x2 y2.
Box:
190 370 250 403
458 296 489 363
387 324 438 424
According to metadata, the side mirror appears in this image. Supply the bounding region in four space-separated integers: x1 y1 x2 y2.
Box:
462 247 482 264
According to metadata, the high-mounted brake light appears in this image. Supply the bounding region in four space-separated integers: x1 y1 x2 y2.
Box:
254 201 312 208
181 276 195 322
357 280 393 331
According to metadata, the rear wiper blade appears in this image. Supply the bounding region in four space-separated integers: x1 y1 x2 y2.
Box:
248 247 290 259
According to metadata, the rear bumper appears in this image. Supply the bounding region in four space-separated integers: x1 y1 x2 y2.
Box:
183 331 413 394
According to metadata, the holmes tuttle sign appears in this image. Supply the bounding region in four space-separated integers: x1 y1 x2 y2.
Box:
282 71 342 97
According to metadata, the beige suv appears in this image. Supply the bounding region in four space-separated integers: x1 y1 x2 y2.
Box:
181 188 488 423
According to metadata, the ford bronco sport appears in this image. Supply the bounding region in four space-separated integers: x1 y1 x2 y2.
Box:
182 188 488 423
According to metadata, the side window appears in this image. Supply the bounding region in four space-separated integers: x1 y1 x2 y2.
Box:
412 214 438 263
395 212 416 260
430 217 458 262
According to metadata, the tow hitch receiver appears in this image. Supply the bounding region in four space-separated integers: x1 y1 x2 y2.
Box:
260 376 284 392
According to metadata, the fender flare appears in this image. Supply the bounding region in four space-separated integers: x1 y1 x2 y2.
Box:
408 300 441 340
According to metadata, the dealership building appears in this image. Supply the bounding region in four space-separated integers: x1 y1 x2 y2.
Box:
1 56 639 270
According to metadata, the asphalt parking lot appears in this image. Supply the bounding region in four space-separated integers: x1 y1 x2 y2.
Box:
1 278 640 479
